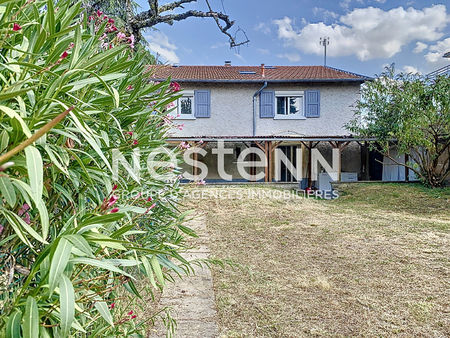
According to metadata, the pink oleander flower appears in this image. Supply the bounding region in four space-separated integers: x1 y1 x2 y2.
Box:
127 85 133 91
132 139 138 146
18 203 30 216
128 310 133 315
107 195 118 208
179 141 190 149
125 131 133 136
108 18 115 24
110 302 115 309
0 224 4 235
117 32 126 40
196 179 206 186
97 10 103 16
13 23 22 31
88 16 93 21
112 184 118 191
131 315 137 319
147 196 153 202
22 212 31 224
169 82 180 92
128 34 135 48
198 139 204 144
99 33 107 41
60 51 68 59
110 207 119 213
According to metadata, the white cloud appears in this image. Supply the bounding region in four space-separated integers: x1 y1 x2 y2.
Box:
425 37 450 65
402 65 421 74
312 7 339 22
413 42 428 53
277 53 301 62
254 22 271 35
339 0 351 11
257 48 270 55
145 31 180 64
274 5 449 61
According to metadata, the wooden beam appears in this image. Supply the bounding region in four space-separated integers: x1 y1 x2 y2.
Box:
307 141 312 187
254 141 265 152
264 141 269 182
192 150 198 177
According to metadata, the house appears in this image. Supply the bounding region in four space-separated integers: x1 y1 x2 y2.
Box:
148 63 407 185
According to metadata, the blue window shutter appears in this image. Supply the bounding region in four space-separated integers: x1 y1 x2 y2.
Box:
305 90 320 117
260 91 275 118
194 90 211 118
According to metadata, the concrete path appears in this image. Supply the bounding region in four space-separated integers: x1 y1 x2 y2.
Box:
149 216 219 338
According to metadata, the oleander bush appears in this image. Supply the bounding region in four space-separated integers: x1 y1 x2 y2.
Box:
0 0 193 336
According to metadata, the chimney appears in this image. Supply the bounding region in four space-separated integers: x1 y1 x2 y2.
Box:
224 61 232 66
261 63 265 77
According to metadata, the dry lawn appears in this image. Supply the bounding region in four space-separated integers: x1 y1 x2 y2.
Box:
184 183 450 337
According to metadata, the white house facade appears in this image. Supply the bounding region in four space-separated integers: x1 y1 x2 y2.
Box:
149 64 411 185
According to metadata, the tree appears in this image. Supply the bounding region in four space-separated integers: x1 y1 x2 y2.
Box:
0 0 194 335
85 0 249 48
347 66 450 187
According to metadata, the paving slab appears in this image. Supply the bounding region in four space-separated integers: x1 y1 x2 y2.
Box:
149 216 219 338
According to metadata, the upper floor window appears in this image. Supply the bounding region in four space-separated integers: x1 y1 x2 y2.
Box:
174 90 195 119
275 91 304 119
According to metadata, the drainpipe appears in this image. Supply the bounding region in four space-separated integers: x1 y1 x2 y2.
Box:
252 81 267 136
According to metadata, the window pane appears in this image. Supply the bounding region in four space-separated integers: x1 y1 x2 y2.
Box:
277 97 286 115
289 97 301 114
180 96 192 115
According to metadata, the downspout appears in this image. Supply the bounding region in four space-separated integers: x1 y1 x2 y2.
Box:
252 81 267 136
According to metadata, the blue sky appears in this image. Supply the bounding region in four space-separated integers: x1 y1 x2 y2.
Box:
137 0 450 77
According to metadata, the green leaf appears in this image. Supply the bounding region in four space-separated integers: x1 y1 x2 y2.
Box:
49 238 73 295
94 301 114 327
81 44 127 70
1 209 47 245
151 255 165 286
83 232 127 250
25 146 43 202
80 213 125 226
0 176 16 207
69 257 132 278
65 234 93 257
0 105 32 137
5 310 22 338
23 296 39 338
46 0 55 35
0 87 36 103
59 274 75 337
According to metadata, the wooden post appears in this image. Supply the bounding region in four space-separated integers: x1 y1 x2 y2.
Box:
264 141 269 182
192 150 198 177
307 141 312 187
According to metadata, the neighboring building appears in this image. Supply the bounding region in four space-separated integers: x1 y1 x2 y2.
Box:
148 63 410 185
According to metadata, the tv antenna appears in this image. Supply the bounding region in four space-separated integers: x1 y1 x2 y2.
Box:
320 37 330 66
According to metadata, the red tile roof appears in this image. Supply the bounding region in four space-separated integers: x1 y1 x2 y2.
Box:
147 65 369 83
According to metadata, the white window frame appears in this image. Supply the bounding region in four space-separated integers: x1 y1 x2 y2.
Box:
274 90 306 120
174 90 196 120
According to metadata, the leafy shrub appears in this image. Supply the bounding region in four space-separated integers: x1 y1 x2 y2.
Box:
0 0 193 336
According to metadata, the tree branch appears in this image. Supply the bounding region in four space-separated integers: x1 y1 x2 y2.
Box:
131 0 249 48
159 0 197 13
